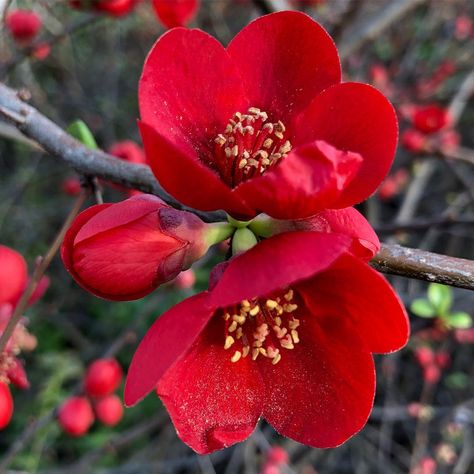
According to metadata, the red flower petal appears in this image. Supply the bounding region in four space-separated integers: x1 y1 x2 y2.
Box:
156 317 264 454
152 0 199 29
288 207 380 259
261 313 375 448
27 275 49 307
140 122 254 217
0 245 28 307
299 254 409 353
227 11 340 121
139 27 247 158
294 83 398 208
235 140 362 219
210 232 351 308
124 292 213 406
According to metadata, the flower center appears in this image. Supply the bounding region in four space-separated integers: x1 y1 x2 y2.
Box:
213 107 292 187
220 289 300 365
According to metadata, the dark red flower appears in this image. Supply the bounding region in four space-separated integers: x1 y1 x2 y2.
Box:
0 382 13 430
412 105 451 134
125 231 409 454
31 42 51 60
6 10 42 45
0 245 28 308
61 177 82 196
401 128 426 152
152 0 199 29
84 358 123 398
69 0 138 17
139 11 398 220
61 194 219 300
58 396 95 436
95 394 124 426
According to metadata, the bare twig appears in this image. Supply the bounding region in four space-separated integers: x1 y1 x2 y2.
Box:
371 244 474 291
0 190 87 353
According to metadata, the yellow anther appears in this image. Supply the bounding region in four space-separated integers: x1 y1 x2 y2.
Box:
259 347 268 357
232 314 246 325
249 305 260 317
232 145 239 157
234 111 242 120
223 313 230 321
263 138 273 149
274 316 282 326
266 299 278 309
279 140 292 154
272 353 282 365
267 347 279 358
242 345 250 358
228 321 238 332
280 336 294 350
289 318 300 329
214 134 226 146
241 300 251 308
248 158 259 167
274 326 288 339
231 351 242 363
236 327 243 339
239 159 248 169
284 289 294 301
225 147 232 158
291 329 300 343
284 303 298 313
252 348 260 360
224 336 235 349
248 107 261 115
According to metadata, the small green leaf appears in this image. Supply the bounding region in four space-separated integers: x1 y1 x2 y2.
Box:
427 283 452 315
447 312 472 329
446 372 469 390
411 299 436 318
67 120 98 149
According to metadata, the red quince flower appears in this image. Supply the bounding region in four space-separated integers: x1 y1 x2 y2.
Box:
0 382 13 430
94 394 124 426
69 0 138 17
61 194 222 300
139 11 398 220
152 0 199 29
6 10 42 45
412 105 451 134
84 358 123 398
58 396 95 436
125 231 409 454
108 140 147 165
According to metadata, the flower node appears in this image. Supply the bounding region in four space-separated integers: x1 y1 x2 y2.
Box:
213 107 292 187
221 288 300 365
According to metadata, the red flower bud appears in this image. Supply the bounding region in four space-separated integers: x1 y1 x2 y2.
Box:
454 328 474 343
61 177 82 196
69 0 137 17
413 105 451 134
108 140 147 165
0 245 28 308
402 129 426 152
152 0 199 29
84 358 123 398
423 365 441 385
6 10 42 45
435 351 450 369
95 394 124 426
0 382 13 430
6 358 30 390
58 396 94 437
266 446 289 465
32 42 51 60
61 194 221 301
414 346 435 368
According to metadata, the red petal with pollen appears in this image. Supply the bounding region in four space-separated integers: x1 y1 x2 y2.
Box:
156 317 264 454
235 140 362 219
140 122 254 217
294 83 398 208
125 292 214 406
210 231 351 308
227 11 340 121
152 0 199 29
0 245 28 307
139 27 247 159
261 313 375 448
299 254 409 353
288 207 380 259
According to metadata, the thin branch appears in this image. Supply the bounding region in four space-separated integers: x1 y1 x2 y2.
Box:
370 244 474 291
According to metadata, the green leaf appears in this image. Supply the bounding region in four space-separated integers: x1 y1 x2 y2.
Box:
427 283 452 315
446 372 470 390
410 299 436 318
447 312 472 329
67 120 98 149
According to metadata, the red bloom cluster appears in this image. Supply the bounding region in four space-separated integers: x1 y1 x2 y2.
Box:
414 346 450 385
63 11 409 454
152 0 199 29
69 0 138 17
6 9 42 45
0 245 48 430
58 358 124 436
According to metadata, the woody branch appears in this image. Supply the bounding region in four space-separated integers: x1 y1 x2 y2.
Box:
0 82 473 291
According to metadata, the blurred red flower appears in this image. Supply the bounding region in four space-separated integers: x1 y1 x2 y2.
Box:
152 0 199 29
69 0 138 17
94 394 124 426
58 396 95 436
412 105 451 134
84 358 123 398
125 231 409 454
139 11 398 220
6 10 42 45
0 382 13 430
108 140 147 165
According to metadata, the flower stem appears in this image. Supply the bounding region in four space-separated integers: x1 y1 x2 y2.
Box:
204 222 234 247
0 190 87 353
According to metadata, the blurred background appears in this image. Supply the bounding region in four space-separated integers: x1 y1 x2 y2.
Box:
0 0 473 472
